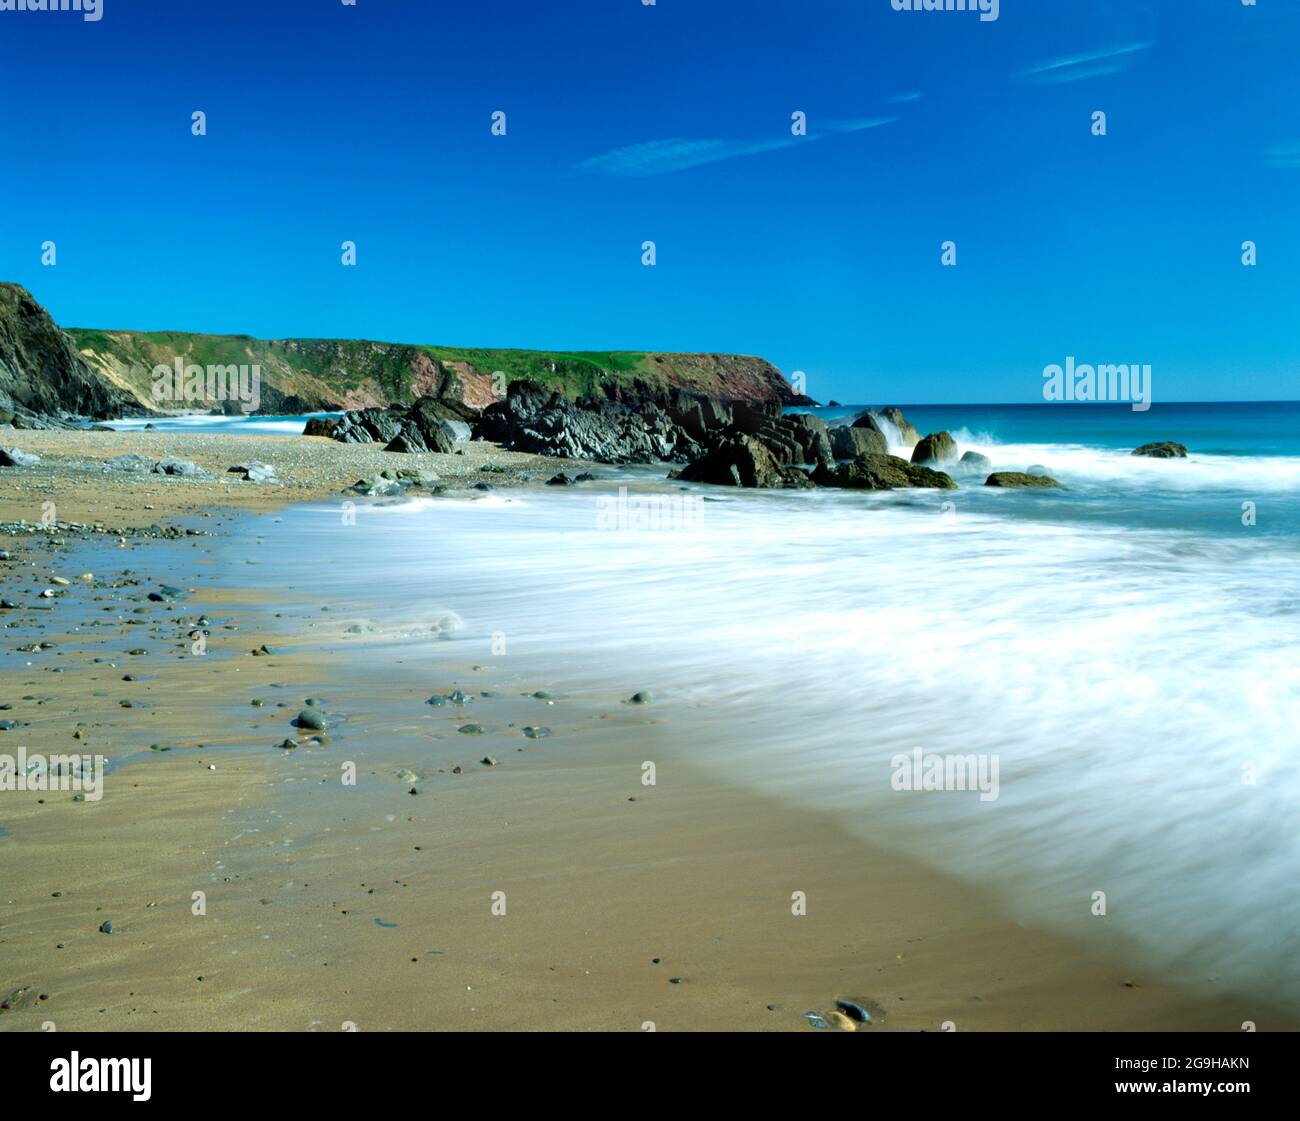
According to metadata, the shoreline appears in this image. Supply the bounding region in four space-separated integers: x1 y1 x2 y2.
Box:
0 429 1293 1031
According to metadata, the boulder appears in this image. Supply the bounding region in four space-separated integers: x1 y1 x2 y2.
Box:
679 434 785 488
383 419 431 453
1132 441 1187 458
303 417 339 438
777 412 834 466
474 380 692 463
227 461 277 483
349 476 406 497
152 457 202 477
958 450 992 472
911 431 958 466
873 406 920 447
829 424 887 459
984 472 1060 488
0 446 40 467
814 452 956 490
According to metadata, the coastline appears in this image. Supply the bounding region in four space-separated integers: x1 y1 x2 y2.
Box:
1 430 1292 1032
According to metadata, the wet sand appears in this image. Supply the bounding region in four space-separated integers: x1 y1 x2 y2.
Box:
0 431 1291 1031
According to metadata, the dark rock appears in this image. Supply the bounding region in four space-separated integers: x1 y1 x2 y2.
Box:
984 472 1060 488
911 431 958 466
679 434 782 488
546 472 575 486
829 424 887 460
814 452 956 490
958 450 992 472
227 461 277 483
293 709 327 731
383 425 428 454
1132 441 1188 458
474 379 691 463
0 447 40 467
349 476 405 497
875 406 920 446
0 284 134 420
152 457 202 477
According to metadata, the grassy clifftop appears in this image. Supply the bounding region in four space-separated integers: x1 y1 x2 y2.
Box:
67 326 797 414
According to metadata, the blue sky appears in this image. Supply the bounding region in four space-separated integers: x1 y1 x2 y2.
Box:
1 0 1297 403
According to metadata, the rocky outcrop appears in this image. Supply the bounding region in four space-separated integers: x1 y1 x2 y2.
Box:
873 406 920 447
911 431 958 466
678 434 779 487
984 472 1060 488
829 423 887 460
813 453 956 490
1132 441 1187 458
958 450 991 472
0 446 41 467
0 284 132 421
474 381 693 463
305 397 476 455
729 405 833 468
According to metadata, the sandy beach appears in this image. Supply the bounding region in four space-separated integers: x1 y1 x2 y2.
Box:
1 429 1291 1032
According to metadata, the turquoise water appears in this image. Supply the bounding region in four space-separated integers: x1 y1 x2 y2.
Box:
791 400 1300 539
105 413 340 436
800 401 1300 458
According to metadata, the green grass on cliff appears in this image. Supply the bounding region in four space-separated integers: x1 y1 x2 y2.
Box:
66 326 787 411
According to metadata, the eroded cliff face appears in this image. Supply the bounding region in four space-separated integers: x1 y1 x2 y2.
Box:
3 283 799 418
70 332 798 414
0 284 133 420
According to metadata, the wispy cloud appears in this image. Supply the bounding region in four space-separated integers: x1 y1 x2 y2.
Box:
1264 142 1300 169
1018 42 1152 85
575 117 895 178
888 91 924 104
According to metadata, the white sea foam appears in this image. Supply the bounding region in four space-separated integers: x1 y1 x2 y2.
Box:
106 413 337 437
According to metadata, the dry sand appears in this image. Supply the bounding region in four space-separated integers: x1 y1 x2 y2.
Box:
0 429 1291 1031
